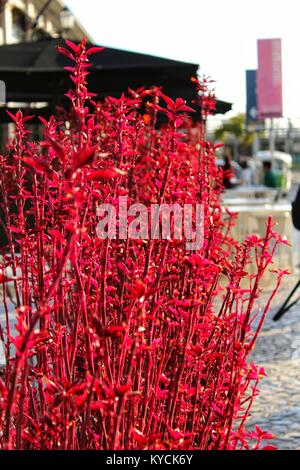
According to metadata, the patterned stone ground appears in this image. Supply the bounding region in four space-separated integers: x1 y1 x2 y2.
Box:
248 292 300 450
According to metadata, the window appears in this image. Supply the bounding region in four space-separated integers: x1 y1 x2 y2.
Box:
11 8 26 43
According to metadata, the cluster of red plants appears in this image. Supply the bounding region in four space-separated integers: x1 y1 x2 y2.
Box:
0 39 287 450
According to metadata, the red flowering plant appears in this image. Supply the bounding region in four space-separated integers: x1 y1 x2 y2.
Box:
0 39 287 450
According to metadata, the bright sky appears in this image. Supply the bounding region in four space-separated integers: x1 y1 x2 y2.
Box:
65 0 300 118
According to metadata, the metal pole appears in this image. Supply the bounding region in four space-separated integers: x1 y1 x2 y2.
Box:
269 117 275 159
29 0 53 39
285 118 293 155
252 131 260 155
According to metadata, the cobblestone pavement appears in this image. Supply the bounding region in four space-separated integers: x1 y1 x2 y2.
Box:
248 291 300 450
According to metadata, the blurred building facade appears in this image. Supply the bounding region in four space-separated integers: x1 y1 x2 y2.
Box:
207 115 300 167
0 0 92 151
0 0 91 45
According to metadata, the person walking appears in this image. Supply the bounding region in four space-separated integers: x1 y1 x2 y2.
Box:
263 161 277 188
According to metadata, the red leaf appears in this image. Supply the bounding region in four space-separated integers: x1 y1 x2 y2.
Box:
87 46 105 55
22 115 35 123
115 384 131 396
165 423 183 440
73 146 97 171
0 272 12 283
75 392 88 407
22 156 58 182
258 367 267 377
159 92 175 109
64 66 76 73
179 104 195 113
130 428 144 445
22 156 49 173
132 278 146 299
65 39 79 54
38 116 48 127
57 46 74 61
86 168 126 181
214 143 224 150
6 110 18 123
90 402 104 411
156 388 168 399
174 98 195 112
107 326 125 337
6 110 33 124
47 137 66 164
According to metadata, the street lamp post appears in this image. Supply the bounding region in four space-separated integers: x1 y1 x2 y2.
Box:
60 6 75 37
29 3 75 41
31 0 53 34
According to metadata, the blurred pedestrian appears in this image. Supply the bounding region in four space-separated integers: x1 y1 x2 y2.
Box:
222 155 235 189
292 185 300 230
240 160 253 186
263 161 277 188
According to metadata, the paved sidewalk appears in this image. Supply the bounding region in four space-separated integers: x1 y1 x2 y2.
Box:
248 294 300 450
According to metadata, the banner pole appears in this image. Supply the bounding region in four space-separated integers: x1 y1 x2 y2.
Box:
269 117 275 159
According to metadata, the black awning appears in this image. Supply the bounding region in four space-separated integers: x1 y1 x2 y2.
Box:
0 38 232 119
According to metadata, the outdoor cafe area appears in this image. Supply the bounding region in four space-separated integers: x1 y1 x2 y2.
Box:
221 150 297 281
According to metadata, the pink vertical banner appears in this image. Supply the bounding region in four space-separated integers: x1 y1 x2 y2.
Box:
257 38 283 119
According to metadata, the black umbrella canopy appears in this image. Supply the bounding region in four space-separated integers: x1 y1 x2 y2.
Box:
0 38 232 120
